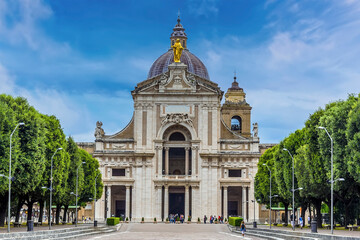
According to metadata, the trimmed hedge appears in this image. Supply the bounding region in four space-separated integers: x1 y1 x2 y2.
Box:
107 217 120 226
228 217 243 227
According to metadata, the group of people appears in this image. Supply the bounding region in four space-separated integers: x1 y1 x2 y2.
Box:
203 215 224 224
169 214 185 223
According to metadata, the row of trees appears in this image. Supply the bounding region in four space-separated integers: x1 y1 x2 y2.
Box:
255 94 360 227
0 94 103 226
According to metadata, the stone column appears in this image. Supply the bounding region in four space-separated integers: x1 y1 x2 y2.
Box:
164 186 169 219
242 186 247 222
157 187 162 220
185 185 189 217
107 186 112 218
125 186 130 219
156 146 163 175
185 147 189 175
224 186 228 219
191 146 196 176
165 147 169 175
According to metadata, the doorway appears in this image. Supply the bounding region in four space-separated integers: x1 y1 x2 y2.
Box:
168 186 185 215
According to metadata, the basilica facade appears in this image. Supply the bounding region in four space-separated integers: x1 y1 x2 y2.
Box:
79 18 273 223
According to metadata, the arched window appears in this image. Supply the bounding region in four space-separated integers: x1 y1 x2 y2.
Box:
231 116 242 132
169 132 186 141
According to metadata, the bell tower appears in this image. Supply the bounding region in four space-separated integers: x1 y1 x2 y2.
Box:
221 74 252 138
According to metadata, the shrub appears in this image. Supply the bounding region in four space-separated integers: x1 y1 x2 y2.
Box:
154 217 157 222
197 217 200 222
126 217 129 221
107 217 120 226
228 217 243 227
176 216 180 221
166 217 169 222
141 217 144 222
188 216 191 222
119 217 123 221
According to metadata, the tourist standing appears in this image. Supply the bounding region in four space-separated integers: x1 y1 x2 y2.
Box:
240 221 246 237
204 215 207 224
299 216 303 229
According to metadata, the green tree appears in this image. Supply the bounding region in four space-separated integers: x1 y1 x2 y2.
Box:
41 115 69 224
78 149 103 208
255 146 283 222
318 95 359 226
296 108 327 227
275 129 305 224
346 96 360 182
0 95 48 223
0 98 16 226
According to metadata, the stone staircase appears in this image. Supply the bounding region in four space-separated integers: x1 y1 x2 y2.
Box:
228 226 360 240
0 225 120 240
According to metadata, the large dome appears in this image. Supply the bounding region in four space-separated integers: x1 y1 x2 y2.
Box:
147 49 210 80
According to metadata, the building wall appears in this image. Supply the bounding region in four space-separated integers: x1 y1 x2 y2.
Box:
79 63 275 223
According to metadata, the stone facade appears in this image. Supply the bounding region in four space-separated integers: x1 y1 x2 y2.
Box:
78 18 275 223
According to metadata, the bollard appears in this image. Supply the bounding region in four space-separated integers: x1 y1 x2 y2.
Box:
253 221 257 228
94 220 98 227
311 220 317 233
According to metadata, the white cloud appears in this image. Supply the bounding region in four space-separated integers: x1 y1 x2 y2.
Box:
0 0 53 50
0 62 92 140
193 0 360 142
0 63 15 93
187 0 219 17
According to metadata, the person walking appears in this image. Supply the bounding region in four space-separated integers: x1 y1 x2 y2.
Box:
204 215 207 224
240 221 246 237
299 216 303 229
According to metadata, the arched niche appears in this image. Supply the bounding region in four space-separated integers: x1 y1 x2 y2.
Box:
231 115 242 132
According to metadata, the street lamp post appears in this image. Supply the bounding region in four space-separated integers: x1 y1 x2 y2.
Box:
75 162 86 227
318 126 334 234
49 147 63 230
7 122 25 232
262 163 273 229
249 173 257 228
94 172 100 227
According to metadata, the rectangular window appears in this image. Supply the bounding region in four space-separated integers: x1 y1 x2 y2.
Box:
229 169 241 177
112 169 125 176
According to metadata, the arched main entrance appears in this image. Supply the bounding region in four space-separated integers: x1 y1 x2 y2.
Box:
162 126 192 176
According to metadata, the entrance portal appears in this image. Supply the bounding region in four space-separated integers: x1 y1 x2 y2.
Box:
227 186 242 217
115 200 125 218
168 186 185 215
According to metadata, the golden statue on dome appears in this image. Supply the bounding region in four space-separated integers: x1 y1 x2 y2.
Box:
172 38 183 62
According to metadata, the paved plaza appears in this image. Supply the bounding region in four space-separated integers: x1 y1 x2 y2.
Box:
84 223 262 240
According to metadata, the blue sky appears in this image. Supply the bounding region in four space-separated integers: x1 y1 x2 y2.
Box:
1 0 360 143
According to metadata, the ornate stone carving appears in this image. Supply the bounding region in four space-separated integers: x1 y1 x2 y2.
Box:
159 72 169 86
94 121 105 139
155 146 163 150
253 122 258 137
186 73 196 86
112 144 126 149
191 146 199 151
161 113 193 127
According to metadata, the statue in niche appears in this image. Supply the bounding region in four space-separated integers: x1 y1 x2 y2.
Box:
94 121 105 138
253 122 258 137
171 39 183 63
